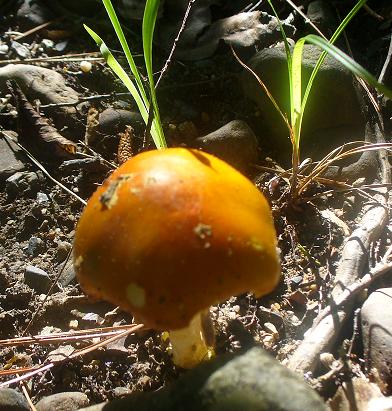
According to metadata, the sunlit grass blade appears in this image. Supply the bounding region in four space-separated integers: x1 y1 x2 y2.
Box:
305 34 392 100
230 45 290 132
102 0 147 102
142 0 166 148
266 0 294 132
291 39 305 153
84 25 148 122
294 0 368 144
84 0 167 149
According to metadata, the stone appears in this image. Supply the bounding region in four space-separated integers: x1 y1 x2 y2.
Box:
5 171 44 196
41 39 55 51
36 192 49 205
361 288 392 393
241 44 365 161
78 347 327 411
25 236 44 257
291 276 303 288
0 135 25 181
194 120 259 171
35 391 89 411
55 241 72 263
98 108 144 136
0 64 80 130
10 41 30 59
0 44 9 55
113 387 132 398
307 1 339 38
0 388 30 411
57 259 76 287
54 41 68 53
17 0 54 29
24 265 51 293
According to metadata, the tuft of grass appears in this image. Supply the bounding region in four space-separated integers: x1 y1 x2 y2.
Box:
264 0 392 197
85 0 167 149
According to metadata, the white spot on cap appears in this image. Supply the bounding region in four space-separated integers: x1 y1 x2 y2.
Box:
74 255 83 269
126 283 146 308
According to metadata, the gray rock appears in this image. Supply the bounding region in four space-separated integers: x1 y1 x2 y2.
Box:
36 192 49 205
0 135 25 181
55 241 72 263
241 44 365 160
10 41 31 59
0 64 80 129
26 236 44 257
17 0 54 29
194 120 259 171
54 41 68 53
0 44 9 55
98 108 144 136
113 387 132 398
0 388 30 411
361 288 392 392
307 1 339 38
79 347 327 411
57 258 76 287
41 39 55 51
5 171 44 196
24 265 51 293
35 391 89 411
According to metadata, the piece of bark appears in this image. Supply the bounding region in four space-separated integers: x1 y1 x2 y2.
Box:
84 107 100 146
7 80 76 159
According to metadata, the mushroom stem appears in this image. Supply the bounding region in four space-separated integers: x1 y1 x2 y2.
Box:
169 310 215 369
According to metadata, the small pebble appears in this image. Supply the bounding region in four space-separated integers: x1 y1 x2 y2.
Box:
113 387 132 397
80 60 92 73
291 276 303 287
0 388 30 411
24 265 51 293
53 40 68 52
36 192 49 205
69 319 79 329
264 322 278 336
41 39 54 50
0 44 9 54
26 236 44 256
11 41 30 58
55 241 72 263
35 391 89 411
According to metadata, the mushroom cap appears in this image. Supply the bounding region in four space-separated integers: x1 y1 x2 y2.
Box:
73 148 280 330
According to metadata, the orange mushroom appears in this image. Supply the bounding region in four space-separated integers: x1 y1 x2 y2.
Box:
73 148 280 368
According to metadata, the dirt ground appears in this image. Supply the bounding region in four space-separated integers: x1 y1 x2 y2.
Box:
1 0 392 408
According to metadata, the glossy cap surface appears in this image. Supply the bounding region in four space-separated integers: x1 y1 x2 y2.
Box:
74 148 280 330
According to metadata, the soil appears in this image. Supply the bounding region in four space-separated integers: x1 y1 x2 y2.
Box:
0 0 392 408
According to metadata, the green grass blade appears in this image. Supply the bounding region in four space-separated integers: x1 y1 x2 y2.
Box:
329 0 367 44
296 0 368 141
84 24 149 123
306 34 392 99
267 0 294 130
291 38 305 152
142 0 166 149
102 0 147 102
